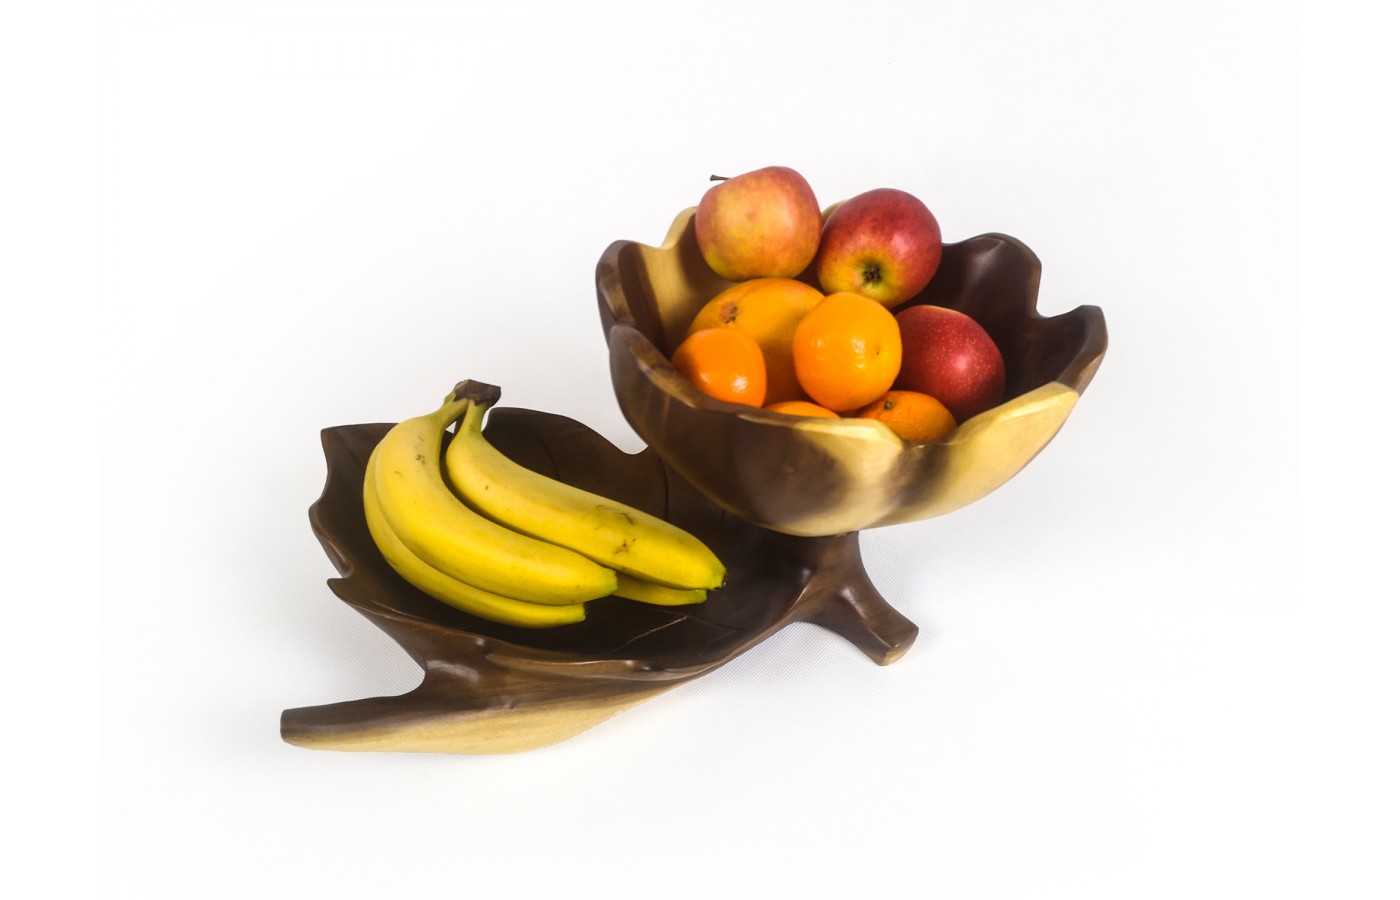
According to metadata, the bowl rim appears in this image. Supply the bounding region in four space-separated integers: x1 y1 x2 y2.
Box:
596 206 1108 446
594 206 1109 535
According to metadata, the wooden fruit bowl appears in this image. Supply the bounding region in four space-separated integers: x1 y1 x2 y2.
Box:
281 210 1105 755
596 208 1107 537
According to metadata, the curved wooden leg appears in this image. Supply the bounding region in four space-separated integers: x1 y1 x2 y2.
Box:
777 531 919 666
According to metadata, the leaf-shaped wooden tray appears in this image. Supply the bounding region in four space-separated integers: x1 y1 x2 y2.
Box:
281 409 915 754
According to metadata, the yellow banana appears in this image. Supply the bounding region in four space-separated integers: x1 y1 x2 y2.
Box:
443 380 726 591
363 446 586 628
371 387 618 605
613 573 708 607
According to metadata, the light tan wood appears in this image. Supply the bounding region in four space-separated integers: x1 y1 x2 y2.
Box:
597 210 1107 536
285 415 921 755
284 682 665 755
283 211 1107 755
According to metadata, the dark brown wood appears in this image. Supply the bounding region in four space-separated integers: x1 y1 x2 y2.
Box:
282 411 916 753
596 209 1108 537
283 208 1106 754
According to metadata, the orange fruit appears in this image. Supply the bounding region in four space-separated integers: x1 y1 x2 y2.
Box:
854 390 957 443
670 327 767 407
687 277 824 403
764 400 839 418
791 292 902 411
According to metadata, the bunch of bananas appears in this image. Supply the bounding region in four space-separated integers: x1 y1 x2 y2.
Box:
363 380 726 627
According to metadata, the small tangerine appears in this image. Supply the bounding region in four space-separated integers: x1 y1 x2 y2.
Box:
670 327 768 407
763 400 840 419
855 389 957 443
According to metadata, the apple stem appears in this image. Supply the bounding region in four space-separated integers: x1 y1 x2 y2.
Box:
709 174 729 182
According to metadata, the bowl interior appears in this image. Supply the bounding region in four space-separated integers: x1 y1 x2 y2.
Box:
595 209 1107 536
606 208 1102 397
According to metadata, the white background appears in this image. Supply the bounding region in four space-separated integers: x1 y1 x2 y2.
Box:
8 1 1395 897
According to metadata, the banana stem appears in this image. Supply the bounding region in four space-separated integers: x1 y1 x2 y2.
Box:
457 403 486 435
453 379 502 407
448 381 501 435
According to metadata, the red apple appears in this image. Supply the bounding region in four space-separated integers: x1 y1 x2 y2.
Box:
815 188 942 307
894 305 1005 422
695 167 823 281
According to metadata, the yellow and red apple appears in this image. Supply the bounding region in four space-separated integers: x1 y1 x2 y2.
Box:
815 188 943 307
695 166 823 281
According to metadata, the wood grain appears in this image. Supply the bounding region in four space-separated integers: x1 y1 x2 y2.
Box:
282 412 916 754
597 210 1108 536
282 212 1106 754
